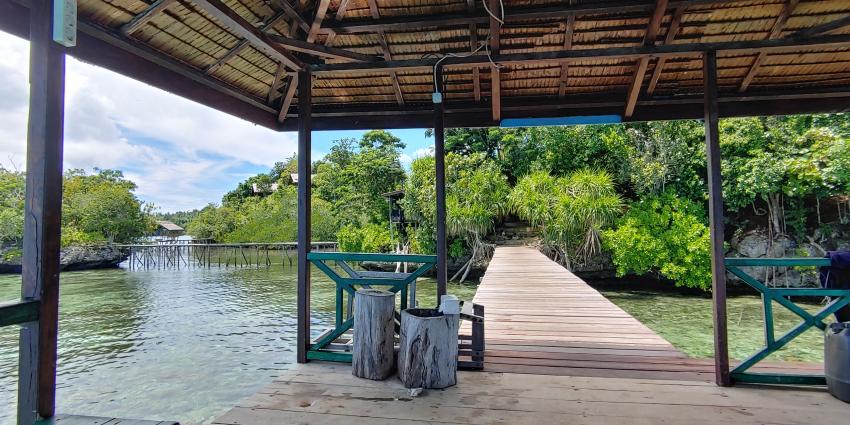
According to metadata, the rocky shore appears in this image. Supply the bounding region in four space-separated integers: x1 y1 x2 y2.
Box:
0 245 128 274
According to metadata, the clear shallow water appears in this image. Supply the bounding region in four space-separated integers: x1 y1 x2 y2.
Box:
600 289 833 363
0 265 477 425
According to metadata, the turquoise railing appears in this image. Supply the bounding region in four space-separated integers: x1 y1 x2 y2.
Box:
725 257 850 385
306 252 437 362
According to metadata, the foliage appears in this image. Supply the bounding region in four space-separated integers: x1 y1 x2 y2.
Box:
603 194 712 290
511 169 623 267
0 168 25 247
156 209 202 228
314 135 406 226
337 223 393 253
221 155 298 206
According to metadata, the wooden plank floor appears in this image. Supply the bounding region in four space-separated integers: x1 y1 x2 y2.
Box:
472 246 822 380
212 363 850 425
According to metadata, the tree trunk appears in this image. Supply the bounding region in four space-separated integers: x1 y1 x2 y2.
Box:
352 289 395 380
397 308 459 389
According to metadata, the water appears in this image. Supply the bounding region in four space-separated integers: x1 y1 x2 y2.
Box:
0 265 477 425
600 289 834 363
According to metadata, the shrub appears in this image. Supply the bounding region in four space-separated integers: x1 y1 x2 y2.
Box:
337 223 393 253
602 194 712 290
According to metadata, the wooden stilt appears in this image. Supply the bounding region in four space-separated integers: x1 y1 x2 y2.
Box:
296 69 313 363
19 1 66 423
703 50 731 387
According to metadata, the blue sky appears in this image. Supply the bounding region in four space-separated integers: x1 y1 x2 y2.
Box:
0 32 433 212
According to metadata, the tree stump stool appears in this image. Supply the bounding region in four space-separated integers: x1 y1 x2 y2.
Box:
398 308 460 389
351 289 396 380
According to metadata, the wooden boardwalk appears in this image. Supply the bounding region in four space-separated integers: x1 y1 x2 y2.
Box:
213 363 849 425
473 246 822 381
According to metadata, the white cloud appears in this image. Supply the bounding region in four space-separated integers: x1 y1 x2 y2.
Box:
414 146 434 158
0 32 298 210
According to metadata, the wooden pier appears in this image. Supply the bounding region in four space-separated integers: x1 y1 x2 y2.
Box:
118 242 338 270
212 247 843 425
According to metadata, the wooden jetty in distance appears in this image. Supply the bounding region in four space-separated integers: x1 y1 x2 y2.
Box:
116 242 338 270
213 246 841 425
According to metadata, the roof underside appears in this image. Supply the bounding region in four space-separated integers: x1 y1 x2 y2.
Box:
2 0 850 130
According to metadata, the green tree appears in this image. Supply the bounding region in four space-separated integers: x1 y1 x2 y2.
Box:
0 168 25 247
603 194 712 290
62 169 151 243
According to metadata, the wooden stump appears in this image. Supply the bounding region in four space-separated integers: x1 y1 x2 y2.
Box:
398 308 459 389
352 289 396 380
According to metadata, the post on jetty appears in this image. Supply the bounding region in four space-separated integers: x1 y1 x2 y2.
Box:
117 242 338 270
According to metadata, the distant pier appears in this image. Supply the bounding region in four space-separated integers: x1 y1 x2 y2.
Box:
115 241 338 270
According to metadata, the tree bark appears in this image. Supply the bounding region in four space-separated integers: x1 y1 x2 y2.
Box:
398 308 459 389
352 289 396 380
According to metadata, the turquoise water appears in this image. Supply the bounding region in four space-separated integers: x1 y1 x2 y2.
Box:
0 266 476 425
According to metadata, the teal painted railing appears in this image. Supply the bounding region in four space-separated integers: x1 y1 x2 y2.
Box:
306 252 437 362
725 257 850 385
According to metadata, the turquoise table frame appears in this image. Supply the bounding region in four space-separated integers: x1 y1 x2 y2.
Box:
725 257 850 385
306 252 437 362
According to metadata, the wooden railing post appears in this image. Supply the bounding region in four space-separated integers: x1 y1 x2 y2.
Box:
19 0 66 422
703 49 731 387
296 68 312 363
434 64 447 300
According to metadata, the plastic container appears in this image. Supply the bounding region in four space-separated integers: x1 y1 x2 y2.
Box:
825 322 850 403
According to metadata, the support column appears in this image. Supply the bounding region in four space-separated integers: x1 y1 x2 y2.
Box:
434 65 447 299
296 69 312 363
703 50 731 387
19 0 66 422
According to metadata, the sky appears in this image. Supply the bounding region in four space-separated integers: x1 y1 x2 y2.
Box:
0 31 434 212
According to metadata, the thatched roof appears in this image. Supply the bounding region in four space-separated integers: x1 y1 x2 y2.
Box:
2 0 849 129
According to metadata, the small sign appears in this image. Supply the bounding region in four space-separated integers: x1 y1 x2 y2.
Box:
52 0 77 47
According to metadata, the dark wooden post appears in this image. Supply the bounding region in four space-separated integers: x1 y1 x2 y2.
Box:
703 50 731 387
19 1 66 422
296 69 312 363
434 65 447 299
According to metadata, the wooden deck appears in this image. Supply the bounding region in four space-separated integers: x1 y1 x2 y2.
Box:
473 247 823 380
213 363 849 425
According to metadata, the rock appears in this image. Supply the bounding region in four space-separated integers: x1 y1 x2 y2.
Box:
0 245 128 274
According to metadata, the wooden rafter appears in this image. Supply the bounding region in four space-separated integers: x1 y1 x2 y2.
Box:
365 2 404 105
739 0 799 92
793 14 850 39
468 0 480 102
278 72 299 123
558 15 576 98
268 62 287 103
205 11 287 75
191 0 304 70
324 0 730 34
121 0 177 35
625 0 668 118
306 0 331 43
312 33 850 74
267 34 377 62
647 7 685 95
272 0 311 35
489 0 501 121
336 0 352 21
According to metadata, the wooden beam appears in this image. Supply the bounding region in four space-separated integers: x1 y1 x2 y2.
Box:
489 0 501 121
793 14 850 39
738 0 799 92
296 68 312 364
205 11 287 75
267 34 377 61
191 0 304 70
311 33 850 74
306 0 331 43
272 0 311 33
377 30 405 105
121 0 177 35
278 73 299 123
268 63 286 103
19 1 65 423
558 15 575 98
324 0 727 34
625 0 668 117
367 0 381 20
647 7 684 95
703 49 731 387
335 0 352 21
